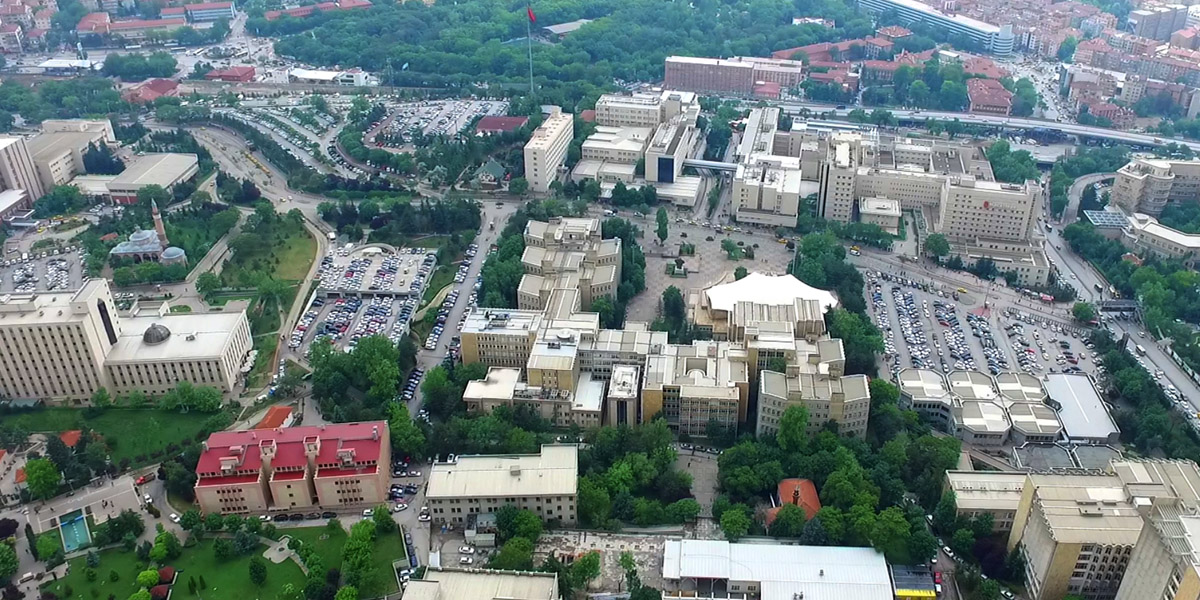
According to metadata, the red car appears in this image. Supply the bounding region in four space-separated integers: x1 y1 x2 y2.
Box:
934 572 942 584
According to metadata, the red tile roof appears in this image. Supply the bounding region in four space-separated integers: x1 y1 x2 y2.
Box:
475 115 529 134
967 78 1013 110
863 60 900 71
580 109 596 123
185 2 232 10
124 78 179 103
75 12 110 32
110 17 186 30
158 567 176 584
159 7 185 16
765 478 821 527
14 467 24 483
255 405 293 429
877 25 912 38
26 28 46 38
59 430 82 448
0 23 21 33
197 421 386 481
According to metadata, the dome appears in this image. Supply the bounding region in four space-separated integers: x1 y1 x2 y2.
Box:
161 247 185 260
142 323 171 345
129 229 156 244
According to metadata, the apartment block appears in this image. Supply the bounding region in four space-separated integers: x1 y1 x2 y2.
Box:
0 279 252 403
426 444 578 526
518 218 621 311
1129 4 1189 41
945 470 1026 533
195 421 390 514
0 137 44 202
523 107 573 194
1112 157 1200 217
1010 459 1200 600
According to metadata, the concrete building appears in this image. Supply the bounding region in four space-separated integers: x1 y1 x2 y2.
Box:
1112 158 1200 217
661 539 893 600
758 362 871 439
1129 4 1189 41
107 153 199 205
664 56 756 95
858 196 902 234
0 279 252 403
945 470 1027 533
194 421 390 514
1045 373 1120 445
1123 212 1200 267
404 569 557 600
1116 463 1200 600
27 123 112 194
898 368 1064 447
857 0 1016 55
462 367 603 428
523 107 573 193
643 341 750 436
1010 460 1200 600
967 78 1014 116
426 444 578 526
0 137 44 202
518 218 621 311
733 154 803 227
605 364 640 426
181 1 235 22
593 90 700 129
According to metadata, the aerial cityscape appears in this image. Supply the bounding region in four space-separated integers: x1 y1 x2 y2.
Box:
5 0 1200 599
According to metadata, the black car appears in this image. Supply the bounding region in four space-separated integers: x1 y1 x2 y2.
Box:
321 512 337 519
288 513 305 521
273 514 288 522
306 513 321 520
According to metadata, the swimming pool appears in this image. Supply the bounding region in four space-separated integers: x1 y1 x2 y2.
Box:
59 510 91 553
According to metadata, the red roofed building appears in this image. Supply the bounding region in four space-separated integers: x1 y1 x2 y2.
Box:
1083 101 1135 128
863 36 893 59
862 60 900 83
753 81 781 99
960 54 1010 80
265 0 369 20
765 478 821 529
0 23 23 53
157 566 176 584
58 430 82 448
475 115 529 135
194 421 390 514
967 78 1013 116
123 78 179 104
579 109 596 123
74 12 110 34
206 65 256 82
100 232 119 242
255 405 294 429
876 25 912 41
159 6 186 17
149 585 170 599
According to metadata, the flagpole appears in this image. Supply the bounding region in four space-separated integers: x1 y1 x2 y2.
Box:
526 6 534 97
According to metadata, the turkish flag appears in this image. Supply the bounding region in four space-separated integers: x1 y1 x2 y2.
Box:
527 4 536 22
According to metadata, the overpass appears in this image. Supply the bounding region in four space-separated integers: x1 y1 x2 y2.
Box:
1099 300 1140 312
775 102 1200 153
682 158 738 171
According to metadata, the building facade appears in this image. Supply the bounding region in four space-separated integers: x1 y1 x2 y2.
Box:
426 444 578 526
1112 157 1200 217
0 137 44 202
523 107 573 194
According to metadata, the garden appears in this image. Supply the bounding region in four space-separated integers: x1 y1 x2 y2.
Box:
285 521 409 597
2 408 221 468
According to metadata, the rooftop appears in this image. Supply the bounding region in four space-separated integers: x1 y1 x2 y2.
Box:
899 368 952 402
662 540 893 600
705 273 838 315
1045 373 1119 442
108 153 198 190
197 421 387 478
107 312 246 363
945 470 1027 512
994 372 1046 405
403 568 557 600
426 444 578 500
1084 209 1130 229
949 370 999 402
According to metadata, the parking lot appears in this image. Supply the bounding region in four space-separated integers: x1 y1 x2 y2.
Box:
866 270 1102 383
0 247 86 293
370 99 510 146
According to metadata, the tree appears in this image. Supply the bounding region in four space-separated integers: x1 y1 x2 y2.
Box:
720 508 751 541
213 537 234 561
490 538 534 570
1072 301 1096 323
734 266 748 280
776 405 810 453
334 587 359 600
249 556 267 586
0 518 18 540
924 233 951 258
951 527 976 559
372 504 394 535
799 515 830 545
178 509 202 532
577 476 611 528
509 177 529 196
571 551 601 590
24 458 61 500
387 403 426 459
656 207 668 244
0 543 16 582
128 590 152 600
195 272 221 297
770 503 807 538
1058 36 1078 62
136 569 160 588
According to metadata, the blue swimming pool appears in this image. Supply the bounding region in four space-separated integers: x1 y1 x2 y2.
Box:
59 509 91 553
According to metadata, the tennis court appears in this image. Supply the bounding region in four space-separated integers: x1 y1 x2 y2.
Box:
59 509 91 553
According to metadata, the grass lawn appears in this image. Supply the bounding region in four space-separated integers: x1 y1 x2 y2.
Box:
207 293 255 306
6 409 213 466
41 539 305 600
247 334 280 389
169 305 193 313
420 265 454 307
248 284 298 335
221 224 317 287
285 524 408 596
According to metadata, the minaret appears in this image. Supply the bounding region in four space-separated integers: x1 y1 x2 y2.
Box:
151 200 168 246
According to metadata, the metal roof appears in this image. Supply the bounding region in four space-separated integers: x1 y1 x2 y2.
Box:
1045 373 1119 442
1083 209 1129 229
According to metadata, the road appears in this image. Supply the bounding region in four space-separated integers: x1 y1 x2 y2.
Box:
1062 172 1115 225
774 102 1200 151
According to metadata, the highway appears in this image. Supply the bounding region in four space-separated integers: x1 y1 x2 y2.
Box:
775 101 1200 152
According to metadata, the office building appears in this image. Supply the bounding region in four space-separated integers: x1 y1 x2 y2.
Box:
181 1 235 22
758 356 871 439
644 115 702 196
858 196 902 234
426 444 578 526
1123 212 1200 268
1112 157 1200 217
462 367 603 428
194 421 390 514
664 56 756 95
945 470 1027 533
643 341 750 436
1044 373 1121 445
1009 459 1200 600
733 154 804 227
0 279 252 403
1116 463 1200 600
661 539 893 600
898 369 1064 447
856 0 1016 55
518 218 621 311
605 365 640 426
0 137 44 202
593 90 700 129
524 107 573 194
1129 4 1189 41
967 77 1014 115
107 153 199 204
404 569 557 600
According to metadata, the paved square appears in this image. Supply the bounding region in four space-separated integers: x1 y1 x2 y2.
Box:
32 476 141 534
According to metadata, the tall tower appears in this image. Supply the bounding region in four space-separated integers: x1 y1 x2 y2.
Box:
151 200 168 246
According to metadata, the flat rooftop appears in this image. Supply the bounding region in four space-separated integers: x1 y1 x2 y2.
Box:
945 470 1026 512
426 444 578 500
107 311 245 363
899 368 951 402
403 568 557 600
1045 373 1119 442
1014 443 1074 470
108 153 198 189
948 370 999 402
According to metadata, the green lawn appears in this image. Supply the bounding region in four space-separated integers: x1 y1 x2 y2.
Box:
221 224 317 286
285 524 408 596
169 305 193 313
207 293 255 306
420 265 454 307
6 409 213 466
247 334 280 389
41 539 305 600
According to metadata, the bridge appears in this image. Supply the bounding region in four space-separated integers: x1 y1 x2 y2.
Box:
1099 300 1140 312
682 158 738 171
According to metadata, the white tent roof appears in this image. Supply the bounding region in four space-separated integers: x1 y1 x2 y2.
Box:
705 272 838 313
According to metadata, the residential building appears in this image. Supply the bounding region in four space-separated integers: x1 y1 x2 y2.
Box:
967 77 1014 115
1009 460 1200 600
194 421 390 514
661 540 893 600
107 153 199 204
0 279 252 403
1129 4 1189 41
0 137 44 201
856 0 1017 55
425 444 578 526
404 569 557 600
945 470 1026 533
1123 212 1200 267
0 24 22 53
523 107 573 193
1112 157 1200 217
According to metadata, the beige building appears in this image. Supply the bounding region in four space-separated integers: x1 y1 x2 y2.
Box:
1009 459 1200 600
758 359 871 438
1117 502 1200 600
26 120 115 193
0 137 44 201
733 154 803 227
518 218 621 311
593 90 700 129
0 279 252 403
463 367 603 428
404 568 558 600
1123 212 1200 267
426 444 578 526
945 470 1027 533
107 153 199 205
897 369 1062 447
194 421 390 514
858 196 902 234
523 107 573 193
940 178 1042 243
1112 158 1200 217
643 341 750 436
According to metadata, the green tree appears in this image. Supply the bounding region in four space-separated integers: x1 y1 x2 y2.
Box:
734 266 748 280
509 177 529 196
0 542 16 581
1072 301 1097 322
128 590 153 600
136 569 160 588
656 207 669 244
372 504 394 534
924 233 951 258
933 492 959 533
770 503 807 538
334 585 359 600
178 509 202 532
249 556 267 585
720 508 751 541
571 551 602 589
577 476 612 527
799 516 830 545
776 405 810 453
489 537 534 570
1058 36 1078 62
951 527 976 559
387 403 426 459
24 458 61 500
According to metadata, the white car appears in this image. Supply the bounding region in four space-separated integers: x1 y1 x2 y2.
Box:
143 493 152 504
417 514 431 522
169 513 180 524
362 508 374 517
459 556 474 565
393 503 408 513
459 546 475 554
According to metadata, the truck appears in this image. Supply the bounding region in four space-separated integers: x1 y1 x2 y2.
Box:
1136 345 1147 356
327 232 337 241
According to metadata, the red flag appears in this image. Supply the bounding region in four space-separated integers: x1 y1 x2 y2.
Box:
527 4 536 23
